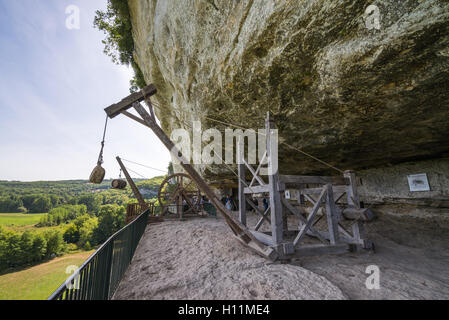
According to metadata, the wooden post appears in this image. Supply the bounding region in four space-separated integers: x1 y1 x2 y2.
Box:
238 142 247 226
266 113 283 250
116 157 147 209
325 184 340 245
344 170 360 208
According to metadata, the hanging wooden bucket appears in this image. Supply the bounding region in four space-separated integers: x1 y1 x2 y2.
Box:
89 165 105 184
111 179 127 190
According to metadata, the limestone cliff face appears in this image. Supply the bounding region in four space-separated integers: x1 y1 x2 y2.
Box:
128 0 449 179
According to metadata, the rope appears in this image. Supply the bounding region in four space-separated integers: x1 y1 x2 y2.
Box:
97 115 109 165
124 166 147 179
121 158 167 174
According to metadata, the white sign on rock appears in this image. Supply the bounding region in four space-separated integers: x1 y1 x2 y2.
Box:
407 173 430 192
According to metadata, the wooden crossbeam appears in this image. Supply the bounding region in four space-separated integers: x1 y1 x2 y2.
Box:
105 84 157 118
293 187 327 247
254 207 270 231
249 151 267 187
243 159 266 186
280 197 327 244
300 185 346 195
244 185 270 194
245 197 270 227
279 175 349 186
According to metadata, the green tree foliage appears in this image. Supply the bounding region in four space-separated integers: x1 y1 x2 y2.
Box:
76 194 101 214
39 204 87 227
94 205 126 244
30 196 52 213
0 197 23 213
94 0 146 92
63 224 80 244
44 230 65 257
0 227 59 271
79 217 98 249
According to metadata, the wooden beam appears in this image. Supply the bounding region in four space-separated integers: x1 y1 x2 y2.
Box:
300 185 346 195
250 230 274 246
116 157 147 209
266 113 284 249
325 184 340 245
244 185 270 194
279 175 349 186
105 84 157 118
290 243 350 257
238 160 246 226
254 207 270 231
344 170 360 208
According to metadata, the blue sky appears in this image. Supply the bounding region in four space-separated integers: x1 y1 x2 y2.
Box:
0 0 170 181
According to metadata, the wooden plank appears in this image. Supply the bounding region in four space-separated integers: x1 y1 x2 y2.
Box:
238 162 246 226
250 230 274 246
344 170 360 208
116 157 147 209
279 175 349 186
244 185 270 194
300 185 347 195
233 235 278 261
105 84 157 118
325 184 340 245
130 102 277 260
290 243 350 257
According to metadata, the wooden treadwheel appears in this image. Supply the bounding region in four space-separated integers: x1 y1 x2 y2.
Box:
157 173 201 217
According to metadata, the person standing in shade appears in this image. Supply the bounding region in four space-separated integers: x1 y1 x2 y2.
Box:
225 195 233 211
263 198 269 212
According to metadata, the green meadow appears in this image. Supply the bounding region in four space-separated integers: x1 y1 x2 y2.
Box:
0 213 46 227
0 250 94 300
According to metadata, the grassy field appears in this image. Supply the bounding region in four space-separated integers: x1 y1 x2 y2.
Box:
0 212 45 227
0 250 94 300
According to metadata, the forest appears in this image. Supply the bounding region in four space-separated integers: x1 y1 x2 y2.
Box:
0 177 164 271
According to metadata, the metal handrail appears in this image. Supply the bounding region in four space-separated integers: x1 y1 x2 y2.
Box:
48 208 151 300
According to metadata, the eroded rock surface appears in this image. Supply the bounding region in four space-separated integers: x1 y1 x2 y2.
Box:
128 0 449 178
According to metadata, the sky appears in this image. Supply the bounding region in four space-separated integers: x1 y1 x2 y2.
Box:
0 0 171 181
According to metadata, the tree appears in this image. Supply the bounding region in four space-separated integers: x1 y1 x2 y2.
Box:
44 230 65 257
79 217 98 248
63 224 80 244
30 196 52 213
94 205 126 244
77 194 101 214
30 234 46 262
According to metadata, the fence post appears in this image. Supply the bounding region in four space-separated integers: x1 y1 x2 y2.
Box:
104 241 114 299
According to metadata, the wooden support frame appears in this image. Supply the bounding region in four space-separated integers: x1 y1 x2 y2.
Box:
235 113 373 259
